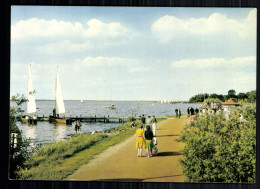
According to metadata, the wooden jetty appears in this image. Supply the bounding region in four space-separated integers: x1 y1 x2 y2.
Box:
16 115 168 124
17 115 130 123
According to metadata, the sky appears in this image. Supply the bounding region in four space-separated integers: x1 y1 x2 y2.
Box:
10 6 257 101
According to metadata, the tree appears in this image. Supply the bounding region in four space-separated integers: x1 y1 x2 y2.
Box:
217 94 225 102
210 93 218 99
237 93 247 101
189 93 209 103
247 90 256 103
228 89 236 96
9 94 34 179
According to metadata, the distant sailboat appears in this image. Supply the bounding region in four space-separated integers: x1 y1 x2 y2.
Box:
49 67 72 124
106 91 116 109
106 104 116 109
21 64 37 125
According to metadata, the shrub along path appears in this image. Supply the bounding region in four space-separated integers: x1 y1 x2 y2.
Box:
66 116 189 182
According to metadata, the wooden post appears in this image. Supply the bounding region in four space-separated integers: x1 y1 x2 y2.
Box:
104 116 105 123
95 115 96 122
12 133 15 148
107 115 110 123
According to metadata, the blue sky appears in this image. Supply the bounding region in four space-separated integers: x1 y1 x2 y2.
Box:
10 6 256 101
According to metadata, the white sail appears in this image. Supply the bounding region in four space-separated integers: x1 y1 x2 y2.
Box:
27 64 36 114
55 69 66 114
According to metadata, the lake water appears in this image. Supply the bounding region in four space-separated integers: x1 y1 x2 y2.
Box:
11 100 202 145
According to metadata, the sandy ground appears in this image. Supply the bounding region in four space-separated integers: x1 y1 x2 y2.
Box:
65 117 189 182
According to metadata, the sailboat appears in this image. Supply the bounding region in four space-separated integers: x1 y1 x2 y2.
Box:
106 91 116 109
49 67 72 124
106 104 116 109
21 64 37 125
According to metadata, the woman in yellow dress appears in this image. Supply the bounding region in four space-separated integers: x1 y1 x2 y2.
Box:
136 124 145 157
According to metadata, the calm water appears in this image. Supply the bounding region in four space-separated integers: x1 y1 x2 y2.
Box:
11 100 202 145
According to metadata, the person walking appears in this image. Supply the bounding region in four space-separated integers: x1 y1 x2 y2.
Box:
144 125 154 158
136 124 145 157
190 107 195 115
146 116 152 128
141 114 146 127
178 108 181 118
175 108 178 118
195 108 199 114
74 120 80 134
152 115 157 136
187 107 190 117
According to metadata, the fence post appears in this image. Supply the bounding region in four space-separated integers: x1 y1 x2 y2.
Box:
11 133 18 149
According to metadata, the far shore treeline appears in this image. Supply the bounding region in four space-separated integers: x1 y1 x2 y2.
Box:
189 89 256 103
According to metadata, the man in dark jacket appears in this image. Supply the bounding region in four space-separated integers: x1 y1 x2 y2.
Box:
175 108 178 118
141 114 145 126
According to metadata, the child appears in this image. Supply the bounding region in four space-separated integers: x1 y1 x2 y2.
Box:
152 137 158 156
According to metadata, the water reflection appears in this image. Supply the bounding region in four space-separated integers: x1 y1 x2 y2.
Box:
24 125 37 140
53 124 67 141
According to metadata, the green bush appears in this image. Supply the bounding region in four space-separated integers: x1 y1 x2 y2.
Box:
9 94 38 179
179 104 256 183
127 116 136 122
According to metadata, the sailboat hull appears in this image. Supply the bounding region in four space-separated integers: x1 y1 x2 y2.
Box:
49 116 72 124
21 117 37 125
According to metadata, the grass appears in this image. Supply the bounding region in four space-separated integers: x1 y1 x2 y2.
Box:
17 121 139 180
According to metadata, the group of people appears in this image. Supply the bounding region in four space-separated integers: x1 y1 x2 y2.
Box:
74 120 82 134
187 107 199 123
136 114 158 158
175 108 181 118
187 107 199 116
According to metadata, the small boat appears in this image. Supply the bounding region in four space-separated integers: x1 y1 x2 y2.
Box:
106 104 116 109
21 64 37 125
49 67 72 124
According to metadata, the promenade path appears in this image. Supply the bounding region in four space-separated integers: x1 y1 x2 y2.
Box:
66 116 189 182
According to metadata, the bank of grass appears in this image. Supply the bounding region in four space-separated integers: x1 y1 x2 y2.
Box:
17 121 140 180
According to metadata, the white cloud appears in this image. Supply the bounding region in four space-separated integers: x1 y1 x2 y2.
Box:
171 56 256 69
152 9 256 42
11 18 133 48
85 19 129 38
12 18 81 40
